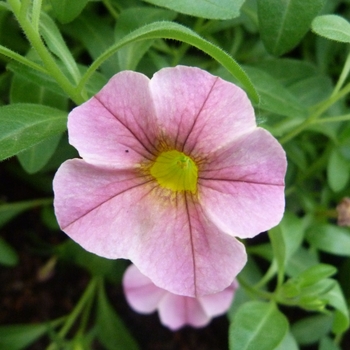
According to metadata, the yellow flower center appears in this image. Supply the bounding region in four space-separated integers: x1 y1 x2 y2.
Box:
150 150 198 193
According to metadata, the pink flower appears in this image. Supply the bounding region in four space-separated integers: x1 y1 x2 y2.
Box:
53 66 286 297
123 264 238 330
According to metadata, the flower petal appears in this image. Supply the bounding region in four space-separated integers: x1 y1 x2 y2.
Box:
123 265 237 330
53 159 151 233
198 280 238 317
150 65 256 156
123 264 166 313
158 293 209 330
199 128 286 238
53 159 247 297
68 71 158 167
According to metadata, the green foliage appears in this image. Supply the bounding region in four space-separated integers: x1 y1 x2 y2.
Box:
40 12 81 83
142 0 245 20
312 15 350 43
327 147 350 192
258 0 326 56
0 323 50 350
7 60 67 96
219 66 306 118
49 0 90 24
306 224 350 256
0 236 18 266
229 301 288 350
274 332 298 350
319 336 342 350
291 314 333 346
0 199 52 228
1 0 350 348
96 282 139 350
79 20 260 103
66 10 121 78
114 7 176 70
17 134 62 174
0 104 67 160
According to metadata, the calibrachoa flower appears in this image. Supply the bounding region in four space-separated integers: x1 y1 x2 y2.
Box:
53 66 286 297
123 264 238 330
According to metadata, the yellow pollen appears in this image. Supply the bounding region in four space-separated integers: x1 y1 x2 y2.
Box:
150 150 198 193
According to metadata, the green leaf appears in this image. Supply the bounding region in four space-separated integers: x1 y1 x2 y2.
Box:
285 246 319 277
268 225 286 286
96 282 139 350
0 104 67 160
274 332 298 350
297 264 337 287
324 282 349 334
280 212 307 262
7 60 66 97
0 2 10 11
291 314 333 345
248 243 273 261
284 142 308 171
297 279 335 311
254 59 319 86
0 324 48 350
40 12 81 83
66 11 120 78
78 64 108 97
229 301 289 350
241 66 307 117
115 7 176 70
10 70 66 173
80 21 259 104
0 199 51 228
7 60 105 99
10 69 68 109
312 15 350 43
228 260 263 322
142 0 245 20
49 0 89 23
289 75 333 107
319 337 341 350
258 0 326 56
0 237 18 266
327 147 350 192
17 134 62 174
306 224 350 256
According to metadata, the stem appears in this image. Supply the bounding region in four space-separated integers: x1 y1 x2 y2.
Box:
254 261 277 289
7 0 84 105
19 0 31 21
280 82 350 144
171 18 205 66
0 197 53 210
229 26 243 57
237 275 274 301
32 0 43 32
313 113 350 124
332 50 350 98
58 278 97 338
6 0 20 13
77 284 95 336
0 44 48 73
46 278 98 350
314 209 338 219
102 0 119 20
314 81 350 117
334 332 344 346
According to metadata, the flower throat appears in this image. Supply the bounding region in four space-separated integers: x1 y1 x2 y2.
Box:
150 150 198 193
